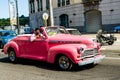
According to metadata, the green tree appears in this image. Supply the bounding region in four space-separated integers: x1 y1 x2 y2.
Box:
19 15 29 26
0 18 10 29
0 15 29 29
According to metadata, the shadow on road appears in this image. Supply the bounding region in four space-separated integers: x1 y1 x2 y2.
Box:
0 57 10 63
0 57 57 70
0 57 96 72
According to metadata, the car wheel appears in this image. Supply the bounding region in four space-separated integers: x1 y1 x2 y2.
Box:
56 55 73 70
0 42 4 49
108 41 114 45
8 49 17 63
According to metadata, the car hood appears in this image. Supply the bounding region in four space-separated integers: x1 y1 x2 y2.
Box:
49 34 94 45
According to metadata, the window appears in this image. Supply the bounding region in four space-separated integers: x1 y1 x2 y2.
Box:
30 2 32 13
57 0 70 7
66 0 70 5
30 0 35 13
32 2 35 13
58 0 61 7
40 0 43 11
46 0 49 10
37 0 40 11
46 27 68 36
3 31 16 36
37 0 43 11
62 0 65 6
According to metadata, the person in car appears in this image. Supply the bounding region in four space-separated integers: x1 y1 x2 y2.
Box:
30 28 44 42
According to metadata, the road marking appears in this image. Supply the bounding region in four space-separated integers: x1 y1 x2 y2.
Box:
105 57 120 60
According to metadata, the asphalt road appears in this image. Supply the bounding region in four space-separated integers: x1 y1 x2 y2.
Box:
0 34 120 80
0 53 120 80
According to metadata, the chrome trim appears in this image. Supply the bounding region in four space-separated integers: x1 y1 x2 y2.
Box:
78 55 105 66
49 40 81 44
81 54 98 60
80 48 99 58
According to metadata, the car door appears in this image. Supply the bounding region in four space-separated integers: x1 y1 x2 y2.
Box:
17 36 29 56
25 37 48 61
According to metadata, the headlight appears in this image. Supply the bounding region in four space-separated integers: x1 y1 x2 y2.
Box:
80 47 84 52
77 47 84 58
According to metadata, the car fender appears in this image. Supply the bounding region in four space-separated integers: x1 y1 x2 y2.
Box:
0 38 5 45
4 41 20 57
47 45 78 64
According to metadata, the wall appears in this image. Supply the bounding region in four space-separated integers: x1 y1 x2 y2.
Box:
99 0 120 31
29 0 120 32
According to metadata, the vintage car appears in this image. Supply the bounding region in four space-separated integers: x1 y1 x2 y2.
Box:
3 26 105 70
23 26 34 34
0 30 17 48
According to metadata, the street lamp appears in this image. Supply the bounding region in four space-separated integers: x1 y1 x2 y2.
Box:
15 0 20 34
49 0 54 26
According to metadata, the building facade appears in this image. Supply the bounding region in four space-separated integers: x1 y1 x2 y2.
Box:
28 0 120 32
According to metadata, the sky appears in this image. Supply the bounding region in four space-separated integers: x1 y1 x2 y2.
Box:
0 0 29 19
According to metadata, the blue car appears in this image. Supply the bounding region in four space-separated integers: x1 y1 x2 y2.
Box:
0 30 17 48
114 26 120 32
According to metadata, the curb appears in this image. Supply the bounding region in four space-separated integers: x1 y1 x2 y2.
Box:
101 49 120 53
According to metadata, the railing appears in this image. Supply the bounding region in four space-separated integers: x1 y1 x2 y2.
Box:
81 0 102 6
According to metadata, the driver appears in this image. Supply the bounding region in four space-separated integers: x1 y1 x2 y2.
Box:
96 29 105 44
30 28 44 42
97 29 104 38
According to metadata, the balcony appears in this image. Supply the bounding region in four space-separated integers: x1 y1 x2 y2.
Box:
81 0 102 6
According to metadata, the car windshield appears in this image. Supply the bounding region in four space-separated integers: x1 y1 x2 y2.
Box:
68 30 81 35
46 27 69 36
0 31 17 36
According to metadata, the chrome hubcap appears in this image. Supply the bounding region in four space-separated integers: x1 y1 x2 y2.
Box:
9 51 15 61
59 56 70 69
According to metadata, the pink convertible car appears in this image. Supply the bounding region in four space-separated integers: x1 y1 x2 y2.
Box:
3 26 105 70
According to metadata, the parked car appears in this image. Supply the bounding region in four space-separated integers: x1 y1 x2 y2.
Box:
0 30 17 48
114 26 120 32
24 27 33 34
66 28 81 35
66 28 98 43
3 26 105 70
15 28 25 34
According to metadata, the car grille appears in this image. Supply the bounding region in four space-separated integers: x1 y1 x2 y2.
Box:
81 48 98 58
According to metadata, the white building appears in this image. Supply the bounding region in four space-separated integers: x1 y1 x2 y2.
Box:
28 0 120 32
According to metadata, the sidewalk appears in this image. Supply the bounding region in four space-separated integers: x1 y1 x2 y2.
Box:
101 44 120 53
83 33 120 39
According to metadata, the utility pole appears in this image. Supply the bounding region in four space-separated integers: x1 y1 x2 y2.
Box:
49 0 54 26
15 0 20 34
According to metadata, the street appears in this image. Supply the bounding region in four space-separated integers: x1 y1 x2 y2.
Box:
0 0 120 79
0 34 120 80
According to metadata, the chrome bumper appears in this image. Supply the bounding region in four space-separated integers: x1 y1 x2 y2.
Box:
78 55 105 66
